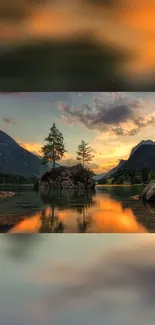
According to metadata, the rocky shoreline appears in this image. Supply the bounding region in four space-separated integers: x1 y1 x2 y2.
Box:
142 181 155 203
130 181 155 203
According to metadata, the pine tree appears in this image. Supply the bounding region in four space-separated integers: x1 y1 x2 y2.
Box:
76 140 94 168
41 123 67 168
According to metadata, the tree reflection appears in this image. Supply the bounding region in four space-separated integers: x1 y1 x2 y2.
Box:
40 188 96 210
40 208 65 233
77 207 92 233
40 189 96 233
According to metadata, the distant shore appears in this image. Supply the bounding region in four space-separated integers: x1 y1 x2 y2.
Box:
0 183 144 187
0 183 33 187
96 184 144 187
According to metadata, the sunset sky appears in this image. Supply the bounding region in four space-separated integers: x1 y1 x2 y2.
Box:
0 92 155 173
0 234 155 325
1 0 155 83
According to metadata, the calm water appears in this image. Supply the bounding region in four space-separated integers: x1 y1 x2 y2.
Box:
0 185 155 233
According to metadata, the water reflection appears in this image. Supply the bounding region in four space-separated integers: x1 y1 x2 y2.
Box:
90 195 146 233
9 189 147 233
77 208 92 233
40 208 65 233
40 189 96 209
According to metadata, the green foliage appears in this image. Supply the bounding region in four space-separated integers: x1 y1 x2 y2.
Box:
72 167 95 186
111 168 151 185
111 169 139 185
149 171 155 181
76 140 94 167
41 123 67 168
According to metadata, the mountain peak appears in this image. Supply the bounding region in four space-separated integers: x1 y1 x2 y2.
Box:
119 144 155 171
0 131 48 177
0 130 18 147
129 139 155 157
139 139 154 145
0 130 60 177
0 129 12 138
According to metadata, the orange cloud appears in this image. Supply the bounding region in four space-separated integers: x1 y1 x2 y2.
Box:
17 140 42 155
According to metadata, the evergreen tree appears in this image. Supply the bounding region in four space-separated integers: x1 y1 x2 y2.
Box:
76 140 94 168
41 123 67 168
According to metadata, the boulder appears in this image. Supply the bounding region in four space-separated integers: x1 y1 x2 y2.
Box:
39 164 95 192
142 181 155 202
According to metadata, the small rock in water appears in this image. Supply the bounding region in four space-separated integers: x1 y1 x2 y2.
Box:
0 191 15 198
131 195 140 200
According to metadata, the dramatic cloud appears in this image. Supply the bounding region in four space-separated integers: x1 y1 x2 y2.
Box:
25 236 155 325
2 117 15 124
57 93 155 136
61 157 99 170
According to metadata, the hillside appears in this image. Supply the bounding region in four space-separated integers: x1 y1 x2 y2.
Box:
104 159 126 179
103 140 155 179
93 173 106 181
119 145 155 171
0 130 59 177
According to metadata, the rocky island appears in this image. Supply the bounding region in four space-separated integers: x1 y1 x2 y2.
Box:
37 164 95 193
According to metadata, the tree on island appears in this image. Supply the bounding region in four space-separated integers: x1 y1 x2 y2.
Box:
76 140 94 168
41 123 67 168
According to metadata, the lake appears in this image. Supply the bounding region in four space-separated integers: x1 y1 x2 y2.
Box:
0 185 155 233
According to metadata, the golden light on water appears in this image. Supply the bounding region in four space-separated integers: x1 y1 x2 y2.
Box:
9 211 42 233
9 194 146 233
92 196 146 233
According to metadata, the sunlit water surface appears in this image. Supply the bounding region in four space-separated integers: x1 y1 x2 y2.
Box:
0 185 155 233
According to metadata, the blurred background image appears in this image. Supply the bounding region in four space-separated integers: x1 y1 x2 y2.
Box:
1 0 155 91
0 234 155 325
